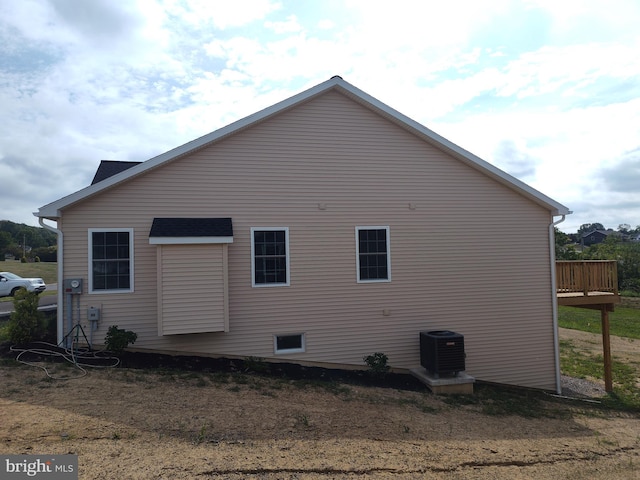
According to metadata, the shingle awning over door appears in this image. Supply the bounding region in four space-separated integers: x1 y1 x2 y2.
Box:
151 217 232 334
149 218 233 244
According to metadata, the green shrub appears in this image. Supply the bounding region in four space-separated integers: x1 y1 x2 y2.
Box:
363 352 390 377
6 289 44 345
621 278 640 294
20 256 27 263
104 325 137 354
34 256 40 263
243 356 269 373
621 290 640 298
31 246 57 263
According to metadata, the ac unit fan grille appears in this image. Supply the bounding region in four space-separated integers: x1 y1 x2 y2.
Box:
420 330 465 377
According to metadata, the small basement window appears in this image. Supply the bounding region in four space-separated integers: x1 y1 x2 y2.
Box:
274 333 305 354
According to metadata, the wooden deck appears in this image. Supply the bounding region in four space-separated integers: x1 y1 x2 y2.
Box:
555 260 620 392
556 260 620 307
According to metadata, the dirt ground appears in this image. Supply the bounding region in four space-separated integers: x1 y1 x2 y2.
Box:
1 330 639 479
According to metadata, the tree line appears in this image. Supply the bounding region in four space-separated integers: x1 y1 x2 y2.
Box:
556 222 640 294
0 220 57 262
574 222 640 237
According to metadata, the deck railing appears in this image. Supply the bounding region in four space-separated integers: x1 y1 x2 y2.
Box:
556 260 618 296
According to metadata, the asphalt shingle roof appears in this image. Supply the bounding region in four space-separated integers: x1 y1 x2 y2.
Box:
91 160 143 185
149 218 233 238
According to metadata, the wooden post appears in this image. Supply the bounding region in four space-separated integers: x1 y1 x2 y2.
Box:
601 305 613 392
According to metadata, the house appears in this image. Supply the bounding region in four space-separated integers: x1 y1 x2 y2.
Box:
37 77 571 392
581 229 613 247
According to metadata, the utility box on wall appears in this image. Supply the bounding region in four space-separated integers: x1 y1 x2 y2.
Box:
87 307 100 321
63 278 83 294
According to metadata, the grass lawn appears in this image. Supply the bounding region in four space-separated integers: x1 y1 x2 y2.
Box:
558 303 640 411
0 261 57 303
0 261 57 284
558 305 640 339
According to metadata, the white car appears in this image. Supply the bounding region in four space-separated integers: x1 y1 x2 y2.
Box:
0 271 47 297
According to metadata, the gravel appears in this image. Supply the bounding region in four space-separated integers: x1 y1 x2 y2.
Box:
560 374 607 399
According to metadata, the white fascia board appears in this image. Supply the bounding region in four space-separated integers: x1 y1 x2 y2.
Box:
149 236 234 245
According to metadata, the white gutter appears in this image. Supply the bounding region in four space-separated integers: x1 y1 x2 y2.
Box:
37 216 64 344
549 214 568 394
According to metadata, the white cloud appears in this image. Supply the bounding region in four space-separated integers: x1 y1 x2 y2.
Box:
529 0 640 41
49 0 143 44
1 0 639 232
492 140 540 180
498 42 640 99
162 0 281 29
343 0 511 49
264 14 302 34
317 19 335 30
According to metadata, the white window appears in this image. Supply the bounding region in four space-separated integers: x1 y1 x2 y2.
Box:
274 333 305 354
356 226 391 283
251 227 290 287
88 228 134 293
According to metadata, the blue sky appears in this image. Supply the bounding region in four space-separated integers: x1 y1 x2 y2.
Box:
1 0 639 233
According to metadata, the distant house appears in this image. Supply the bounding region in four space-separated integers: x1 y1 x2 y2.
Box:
37 77 571 391
581 230 613 247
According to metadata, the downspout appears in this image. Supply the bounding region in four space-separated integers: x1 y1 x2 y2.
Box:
38 216 64 345
549 214 566 394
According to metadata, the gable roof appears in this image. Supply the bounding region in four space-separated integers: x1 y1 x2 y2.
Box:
91 160 143 185
581 229 608 238
37 76 571 219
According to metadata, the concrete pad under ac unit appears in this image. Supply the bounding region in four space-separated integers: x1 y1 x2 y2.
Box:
409 367 475 394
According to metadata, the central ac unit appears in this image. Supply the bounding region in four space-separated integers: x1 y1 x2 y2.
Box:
420 330 465 377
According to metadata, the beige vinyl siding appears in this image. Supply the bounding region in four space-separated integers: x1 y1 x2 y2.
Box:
59 90 558 390
157 244 228 335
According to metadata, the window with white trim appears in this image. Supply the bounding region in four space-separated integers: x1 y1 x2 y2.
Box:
89 228 134 293
274 333 305 354
356 226 391 282
251 227 290 287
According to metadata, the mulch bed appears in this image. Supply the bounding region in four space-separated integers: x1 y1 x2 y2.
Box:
0 339 427 392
